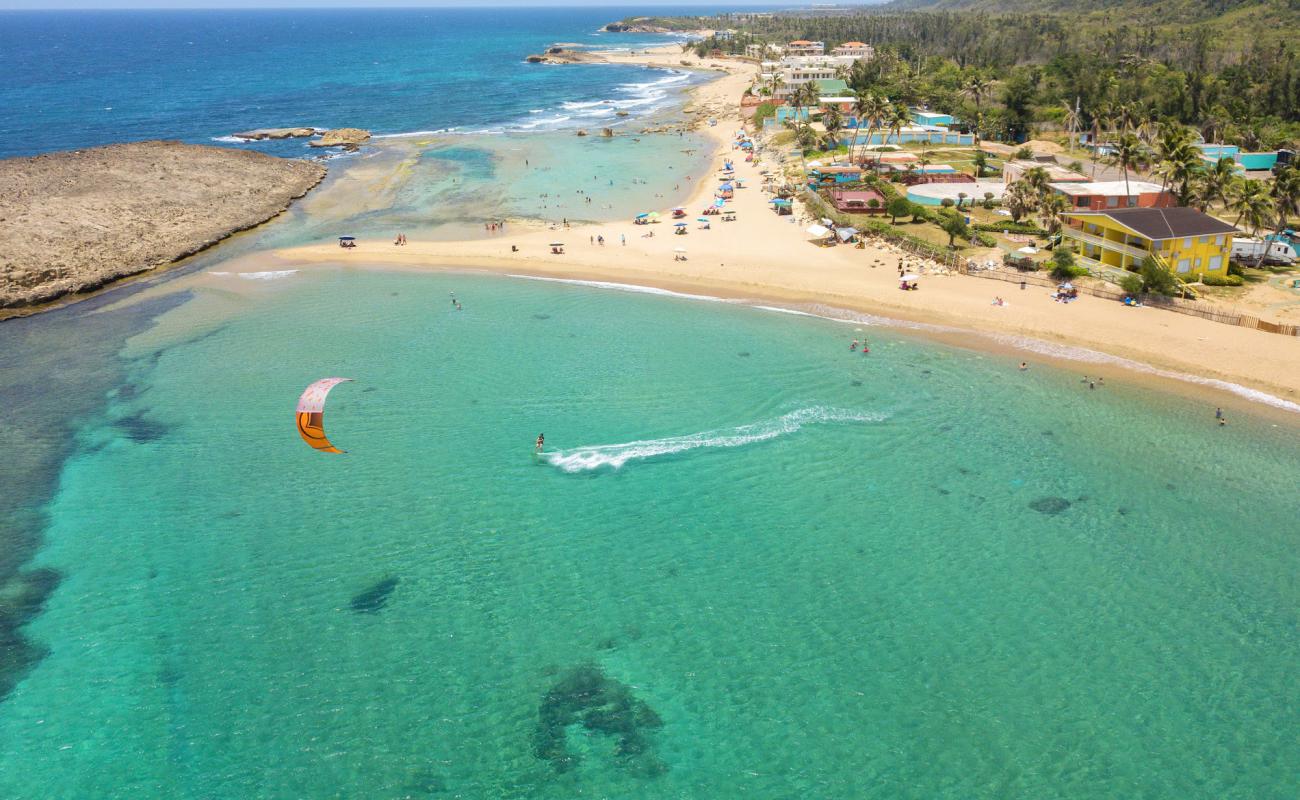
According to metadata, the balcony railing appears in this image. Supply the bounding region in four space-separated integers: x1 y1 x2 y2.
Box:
1062 227 1152 261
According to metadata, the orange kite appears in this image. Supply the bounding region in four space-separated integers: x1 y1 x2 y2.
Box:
295 377 353 453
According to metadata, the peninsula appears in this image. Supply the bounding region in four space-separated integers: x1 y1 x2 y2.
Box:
0 141 325 312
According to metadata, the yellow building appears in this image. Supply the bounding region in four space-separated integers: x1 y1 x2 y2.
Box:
1061 207 1238 280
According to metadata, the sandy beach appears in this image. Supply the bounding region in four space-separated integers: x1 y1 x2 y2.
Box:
215 47 1300 410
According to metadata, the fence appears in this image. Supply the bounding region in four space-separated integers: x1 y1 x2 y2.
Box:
951 260 1299 336
798 188 1298 337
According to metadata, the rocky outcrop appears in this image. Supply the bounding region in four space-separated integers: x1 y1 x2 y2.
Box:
232 127 317 141
600 128 615 138
603 21 670 33
0 141 326 312
524 48 601 65
576 130 588 137
309 128 371 149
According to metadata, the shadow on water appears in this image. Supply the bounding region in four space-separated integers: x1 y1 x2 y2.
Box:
0 287 193 704
349 576 400 614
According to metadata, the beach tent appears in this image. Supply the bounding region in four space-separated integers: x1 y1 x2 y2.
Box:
836 227 858 242
806 224 833 239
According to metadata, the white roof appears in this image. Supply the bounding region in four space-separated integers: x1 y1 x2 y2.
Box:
908 181 1008 201
1049 180 1166 196
820 96 855 103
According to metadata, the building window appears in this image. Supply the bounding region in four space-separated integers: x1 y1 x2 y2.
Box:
1209 255 1223 271
1199 236 1209 244
1127 196 1137 207
1177 259 1191 273
1215 235 1225 246
1183 237 1192 248
1077 197 1089 207
1107 196 1119 207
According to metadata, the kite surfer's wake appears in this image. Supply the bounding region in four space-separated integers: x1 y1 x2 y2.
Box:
541 407 884 473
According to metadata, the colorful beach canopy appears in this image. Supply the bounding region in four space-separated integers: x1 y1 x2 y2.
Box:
338 236 355 241
673 222 688 227
295 377 353 454
635 213 649 218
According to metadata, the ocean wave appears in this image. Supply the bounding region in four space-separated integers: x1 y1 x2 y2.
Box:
209 270 299 281
543 407 885 473
507 275 738 303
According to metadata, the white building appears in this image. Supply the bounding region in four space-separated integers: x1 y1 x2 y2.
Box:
786 40 825 57
832 41 874 60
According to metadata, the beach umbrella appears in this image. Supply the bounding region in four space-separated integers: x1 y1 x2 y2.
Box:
672 206 685 211
1060 282 1075 290
806 224 832 238
836 227 858 242
338 236 355 241
549 242 564 247
635 212 649 219
674 247 687 253
673 222 687 227
900 273 920 281
697 217 710 222
647 212 660 218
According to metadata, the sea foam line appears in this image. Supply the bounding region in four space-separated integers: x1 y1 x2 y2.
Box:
544 407 885 473
209 270 299 281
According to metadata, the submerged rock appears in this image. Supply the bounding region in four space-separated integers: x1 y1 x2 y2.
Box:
1029 496 1071 515
533 664 666 776
349 576 400 614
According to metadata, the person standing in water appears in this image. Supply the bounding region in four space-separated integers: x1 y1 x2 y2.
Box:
535 433 545 452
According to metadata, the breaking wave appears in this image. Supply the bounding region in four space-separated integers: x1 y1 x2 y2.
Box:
543 407 885 473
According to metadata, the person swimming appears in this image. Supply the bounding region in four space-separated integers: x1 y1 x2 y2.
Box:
850 340 858 351
1019 362 1028 371
535 433 545 452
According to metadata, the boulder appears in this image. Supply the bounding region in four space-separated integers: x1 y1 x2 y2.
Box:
576 130 588 137
601 128 614 138
309 128 371 149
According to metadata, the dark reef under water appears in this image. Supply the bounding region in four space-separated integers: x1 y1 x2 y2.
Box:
533 664 666 777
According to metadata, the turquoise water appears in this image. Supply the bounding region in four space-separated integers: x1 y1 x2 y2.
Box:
1 268 1296 798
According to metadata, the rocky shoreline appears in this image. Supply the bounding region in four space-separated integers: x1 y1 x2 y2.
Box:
0 141 326 313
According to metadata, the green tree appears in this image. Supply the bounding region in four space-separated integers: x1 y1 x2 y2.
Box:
1138 256 1179 296
939 210 970 247
1106 132 1147 197
887 196 912 224
972 149 987 178
1049 247 1079 279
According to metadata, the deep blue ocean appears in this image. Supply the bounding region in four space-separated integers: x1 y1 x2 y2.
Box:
0 6 735 159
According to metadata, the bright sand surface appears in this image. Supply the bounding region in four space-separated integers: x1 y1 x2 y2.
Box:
230 48 1300 408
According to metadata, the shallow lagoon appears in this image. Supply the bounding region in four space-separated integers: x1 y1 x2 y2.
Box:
1 268 1296 798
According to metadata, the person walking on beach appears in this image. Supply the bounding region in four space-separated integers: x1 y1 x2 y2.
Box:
621 234 626 246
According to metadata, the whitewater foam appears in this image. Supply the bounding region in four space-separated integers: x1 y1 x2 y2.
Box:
543 407 885 472
209 270 299 281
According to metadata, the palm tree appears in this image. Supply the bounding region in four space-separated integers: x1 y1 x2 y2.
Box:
1040 193 1070 235
1228 178 1273 232
1061 100 1081 153
1021 166 1052 210
858 94 891 165
887 103 911 157
821 105 845 153
1200 156 1238 211
1269 165 1300 234
1150 123 1198 201
1003 180 1035 223
848 89 873 164
1106 132 1146 197
963 74 992 143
